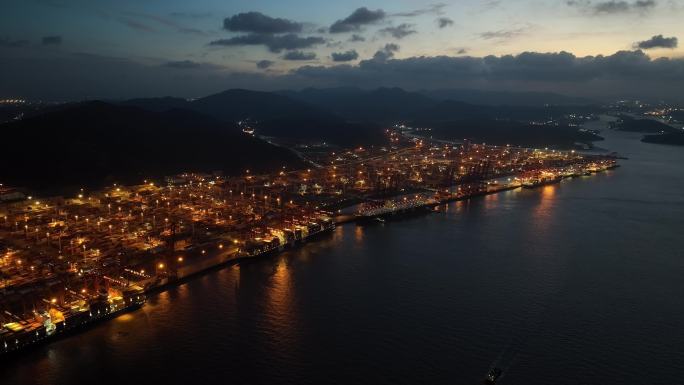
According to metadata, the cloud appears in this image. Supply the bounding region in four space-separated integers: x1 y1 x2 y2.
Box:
41 35 62 45
122 12 207 35
482 1 502 10
256 60 274 69
163 60 201 69
33 0 68 7
331 50 359 62
350 34 366 42
0 37 30 48
330 7 386 33
169 11 212 19
566 0 657 14
118 17 156 32
393 3 447 17
480 27 529 40
161 60 225 70
209 33 325 53
437 17 454 28
326 40 344 49
282 50 316 61
372 43 400 61
634 34 678 49
380 24 417 39
223 11 302 34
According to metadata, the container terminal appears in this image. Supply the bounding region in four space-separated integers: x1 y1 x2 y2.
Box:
0 129 619 355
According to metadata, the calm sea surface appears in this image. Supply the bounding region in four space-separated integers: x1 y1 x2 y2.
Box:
3 127 684 385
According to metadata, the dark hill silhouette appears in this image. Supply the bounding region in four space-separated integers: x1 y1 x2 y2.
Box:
122 89 384 146
420 89 595 107
278 87 436 121
117 87 603 148
193 89 331 121
413 99 600 122
279 87 600 122
610 115 680 133
641 132 684 145
120 96 190 112
419 119 603 149
0 101 304 193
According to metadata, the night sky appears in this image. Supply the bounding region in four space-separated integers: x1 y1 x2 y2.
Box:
2 0 683 101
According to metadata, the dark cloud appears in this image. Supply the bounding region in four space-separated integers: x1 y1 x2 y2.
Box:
566 0 656 14
634 0 656 8
456 48 468 54
5 49 684 103
256 60 274 69
331 50 359 62
350 34 366 42
329 7 386 33
437 17 454 28
0 52 236 100
223 12 302 34
291 50 684 103
380 24 417 39
372 43 400 61
282 50 316 61
635 34 678 49
0 37 30 48
393 3 447 17
209 33 325 53
41 35 62 45
595 1 631 12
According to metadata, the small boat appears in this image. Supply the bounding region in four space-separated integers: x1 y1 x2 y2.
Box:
374 217 386 223
485 367 502 384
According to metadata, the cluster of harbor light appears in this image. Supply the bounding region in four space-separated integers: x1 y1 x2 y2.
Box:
0 131 618 354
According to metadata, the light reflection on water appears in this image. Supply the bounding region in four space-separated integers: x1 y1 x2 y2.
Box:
531 184 557 232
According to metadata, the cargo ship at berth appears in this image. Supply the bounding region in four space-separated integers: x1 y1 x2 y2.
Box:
1 285 145 357
522 175 562 189
241 217 335 258
356 197 436 222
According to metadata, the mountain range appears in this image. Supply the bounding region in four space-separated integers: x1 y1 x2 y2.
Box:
0 87 605 192
277 87 597 122
119 87 600 145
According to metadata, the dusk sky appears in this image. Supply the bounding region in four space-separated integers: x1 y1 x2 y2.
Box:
2 0 684 101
